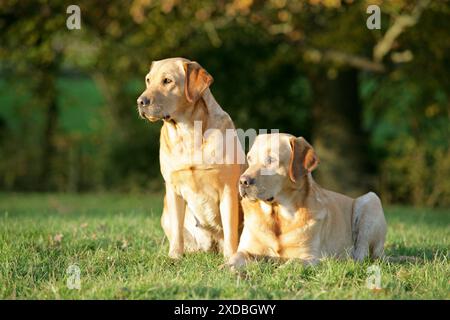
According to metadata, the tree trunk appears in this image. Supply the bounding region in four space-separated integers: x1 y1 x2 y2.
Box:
37 58 60 191
309 68 372 197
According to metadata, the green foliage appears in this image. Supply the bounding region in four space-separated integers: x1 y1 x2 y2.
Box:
0 193 448 299
361 66 449 207
0 0 449 206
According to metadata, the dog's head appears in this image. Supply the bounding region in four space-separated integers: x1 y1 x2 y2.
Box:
239 133 319 202
137 57 214 122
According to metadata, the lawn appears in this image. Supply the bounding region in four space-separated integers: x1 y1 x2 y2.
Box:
0 193 448 299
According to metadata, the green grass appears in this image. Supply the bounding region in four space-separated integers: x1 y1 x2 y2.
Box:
0 193 448 299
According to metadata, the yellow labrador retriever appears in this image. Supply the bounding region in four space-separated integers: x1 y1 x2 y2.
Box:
137 57 244 259
228 133 387 268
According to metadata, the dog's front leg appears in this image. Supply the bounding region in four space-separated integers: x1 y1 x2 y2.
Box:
220 185 239 259
166 184 186 259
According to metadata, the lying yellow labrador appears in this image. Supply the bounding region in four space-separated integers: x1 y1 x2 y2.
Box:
228 133 387 268
137 57 244 259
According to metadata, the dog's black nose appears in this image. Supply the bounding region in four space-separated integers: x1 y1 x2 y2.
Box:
137 96 150 107
240 175 255 187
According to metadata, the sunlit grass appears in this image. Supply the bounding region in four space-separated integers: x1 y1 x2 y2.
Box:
0 193 448 299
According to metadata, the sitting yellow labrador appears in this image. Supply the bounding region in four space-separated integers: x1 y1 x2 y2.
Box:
137 58 244 259
228 133 387 268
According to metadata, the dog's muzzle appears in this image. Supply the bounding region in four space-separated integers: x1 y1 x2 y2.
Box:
137 104 166 122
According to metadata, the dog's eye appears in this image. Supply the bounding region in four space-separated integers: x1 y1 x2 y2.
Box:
163 78 172 85
146 78 150 84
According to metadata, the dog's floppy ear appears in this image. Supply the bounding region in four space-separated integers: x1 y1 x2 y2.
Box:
183 61 214 104
288 136 319 183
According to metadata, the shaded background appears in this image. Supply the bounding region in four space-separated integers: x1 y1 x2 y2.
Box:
0 0 448 207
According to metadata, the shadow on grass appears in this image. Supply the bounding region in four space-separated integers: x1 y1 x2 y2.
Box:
385 243 448 262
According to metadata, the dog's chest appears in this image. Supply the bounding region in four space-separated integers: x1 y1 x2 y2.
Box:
242 200 321 258
159 122 230 178
171 168 222 229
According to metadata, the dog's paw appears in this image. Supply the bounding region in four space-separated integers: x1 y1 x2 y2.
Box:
168 249 184 260
223 248 236 261
222 252 248 271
